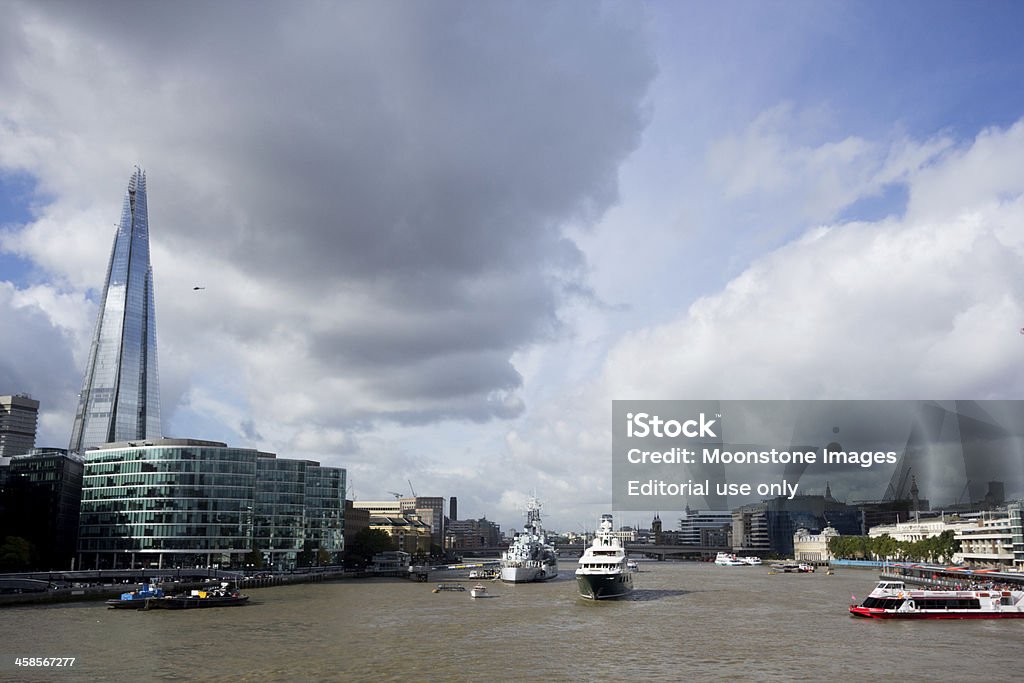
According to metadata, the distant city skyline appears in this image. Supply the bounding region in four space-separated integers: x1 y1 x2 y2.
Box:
68 169 161 453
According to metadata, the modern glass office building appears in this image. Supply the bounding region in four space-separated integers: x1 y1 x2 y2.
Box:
253 457 346 569
69 168 161 453
78 439 345 570
303 466 346 565
254 456 308 569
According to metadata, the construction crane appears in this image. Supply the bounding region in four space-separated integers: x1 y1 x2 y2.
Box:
387 491 403 500
408 480 417 498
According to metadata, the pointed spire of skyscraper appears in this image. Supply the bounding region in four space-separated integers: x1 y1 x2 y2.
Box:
69 168 162 452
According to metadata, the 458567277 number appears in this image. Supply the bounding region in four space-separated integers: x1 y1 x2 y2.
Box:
15 657 76 667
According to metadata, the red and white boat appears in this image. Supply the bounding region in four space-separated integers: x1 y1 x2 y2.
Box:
850 580 1024 619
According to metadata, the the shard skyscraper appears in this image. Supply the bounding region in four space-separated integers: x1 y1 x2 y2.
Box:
69 168 162 452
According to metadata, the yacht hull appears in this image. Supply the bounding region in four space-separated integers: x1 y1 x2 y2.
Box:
576 572 633 600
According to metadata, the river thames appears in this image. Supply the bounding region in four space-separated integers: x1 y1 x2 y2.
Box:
3 561 1021 682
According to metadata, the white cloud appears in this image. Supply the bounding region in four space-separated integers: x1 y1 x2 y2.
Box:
708 103 954 225
606 110 1024 400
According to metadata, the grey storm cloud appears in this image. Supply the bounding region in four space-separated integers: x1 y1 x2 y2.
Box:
0 287 80 406
0 1 656 429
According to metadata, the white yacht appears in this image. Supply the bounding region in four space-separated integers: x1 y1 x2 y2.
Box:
575 514 634 600
500 497 558 583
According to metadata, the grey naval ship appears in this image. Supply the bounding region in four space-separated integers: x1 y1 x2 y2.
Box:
500 497 559 583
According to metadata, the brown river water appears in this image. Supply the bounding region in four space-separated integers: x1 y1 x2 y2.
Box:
2 561 1020 682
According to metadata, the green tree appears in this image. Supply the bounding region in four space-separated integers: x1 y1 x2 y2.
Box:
297 540 316 568
346 528 393 567
874 534 898 562
934 530 960 564
0 536 37 571
243 547 264 570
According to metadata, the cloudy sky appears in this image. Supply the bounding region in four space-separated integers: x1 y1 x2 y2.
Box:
3 0 1024 533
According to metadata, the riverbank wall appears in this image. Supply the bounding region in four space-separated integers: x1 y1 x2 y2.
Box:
0 567 364 607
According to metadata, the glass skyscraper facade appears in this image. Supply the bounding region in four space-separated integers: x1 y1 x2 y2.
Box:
78 439 256 569
69 168 161 453
78 439 345 570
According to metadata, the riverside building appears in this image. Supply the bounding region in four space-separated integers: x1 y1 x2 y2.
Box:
0 394 39 457
953 509 1018 568
355 497 447 552
77 439 345 571
732 486 861 557
0 448 83 569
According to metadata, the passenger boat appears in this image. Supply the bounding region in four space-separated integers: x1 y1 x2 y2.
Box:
849 580 1024 619
156 583 249 609
714 552 746 566
575 514 634 600
740 556 762 566
105 583 166 609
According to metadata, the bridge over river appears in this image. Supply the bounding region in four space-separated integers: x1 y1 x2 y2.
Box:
454 544 736 561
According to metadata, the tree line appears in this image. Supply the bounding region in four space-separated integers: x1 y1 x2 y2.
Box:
827 530 960 564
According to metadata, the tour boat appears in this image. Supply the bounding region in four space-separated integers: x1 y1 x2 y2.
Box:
575 514 634 600
849 580 1024 619
714 552 746 566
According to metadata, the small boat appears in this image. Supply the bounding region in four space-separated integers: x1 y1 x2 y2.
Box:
850 580 1024 619
432 583 466 593
740 556 762 566
105 583 166 609
468 569 499 580
627 560 639 572
155 583 249 609
470 584 495 598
